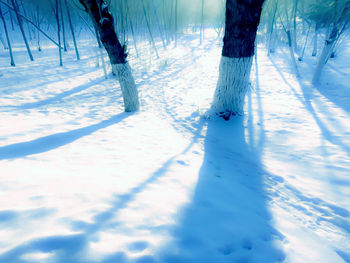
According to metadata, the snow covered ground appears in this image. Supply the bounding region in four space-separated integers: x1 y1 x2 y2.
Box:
0 30 349 263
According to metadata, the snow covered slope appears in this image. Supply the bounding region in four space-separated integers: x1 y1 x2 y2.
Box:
0 31 349 263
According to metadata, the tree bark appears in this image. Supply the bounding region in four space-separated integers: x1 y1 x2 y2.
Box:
212 0 265 119
79 0 139 112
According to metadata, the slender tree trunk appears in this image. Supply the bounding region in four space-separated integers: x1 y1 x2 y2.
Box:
1 0 60 46
79 0 139 112
298 23 311 61
141 0 159 58
292 0 298 51
0 3 15 65
7 0 14 30
212 0 265 119
312 25 339 84
152 0 166 49
267 0 277 55
36 5 41 51
19 0 31 40
93 24 107 79
312 2 349 84
64 0 79 60
10 0 33 61
55 0 63 66
312 22 318 56
125 0 139 57
286 30 300 77
59 0 67 52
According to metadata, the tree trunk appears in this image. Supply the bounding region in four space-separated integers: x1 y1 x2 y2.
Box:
312 25 338 84
152 0 166 49
36 5 41 51
59 0 67 52
19 0 31 41
7 0 14 30
79 0 139 112
142 0 159 58
312 1 349 84
292 0 298 51
64 0 79 60
312 22 318 56
267 0 277 55
93 24 107 79
287 30 300 77
55 0 63 66
10 0 33 61
212 0 265 119
0 0 60 47
0 3 15 66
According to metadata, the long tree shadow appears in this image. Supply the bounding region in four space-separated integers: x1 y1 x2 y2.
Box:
0 119 207 263
314 58 350 114
269 56 350 155
0 112 130 160
158 117 285 263
0 77 107 111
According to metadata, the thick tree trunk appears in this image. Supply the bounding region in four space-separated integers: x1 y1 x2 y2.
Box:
79 0 139 112
212 0 265 119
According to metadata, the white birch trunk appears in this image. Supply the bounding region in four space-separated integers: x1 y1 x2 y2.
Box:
112 63 139 112
212 56 253 117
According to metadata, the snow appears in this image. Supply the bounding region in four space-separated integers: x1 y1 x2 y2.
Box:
0 30 350 263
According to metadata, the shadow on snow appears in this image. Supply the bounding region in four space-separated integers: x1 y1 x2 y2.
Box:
158 116 285 263
0 112 130 160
